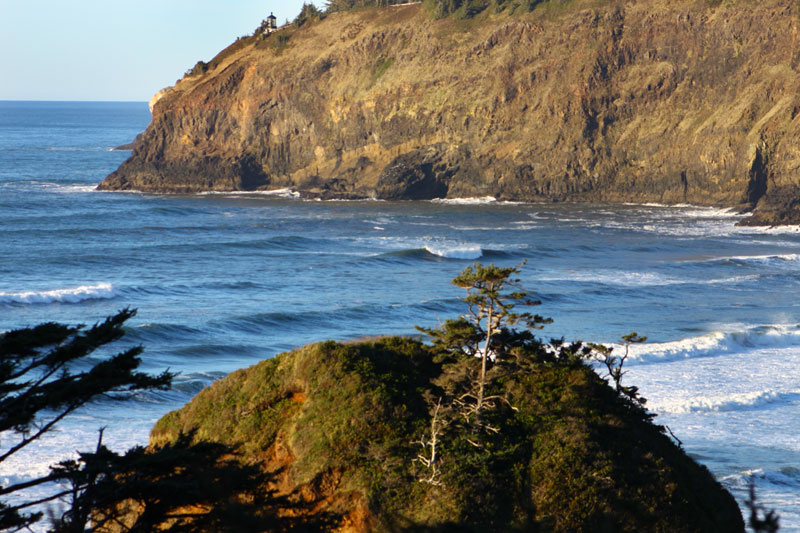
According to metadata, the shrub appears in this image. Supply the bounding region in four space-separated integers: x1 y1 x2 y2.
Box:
294 2 325 27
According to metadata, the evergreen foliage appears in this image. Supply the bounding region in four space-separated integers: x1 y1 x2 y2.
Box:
44 431 338 532
325 0 404 13
319 0 546 20
0 309 172 531
294 3 325 27
423 0 484 19
746 482 781 533
185 60 208 77
419 261 551 418
0 310 339 532
422 0 544 19
589 332 648 406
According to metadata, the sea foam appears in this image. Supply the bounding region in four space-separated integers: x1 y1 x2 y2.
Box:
197 188 300 198
0 283 116 305
624 324 800 363
40 183 98 194
651 389 800 414
681 253 800 266
431 196 497 205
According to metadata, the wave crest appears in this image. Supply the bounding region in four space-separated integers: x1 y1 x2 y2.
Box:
0 283 115 305
627 324 800 363
431 196 497 205
197 188 300 198
424 244 483 259
651 390 800 414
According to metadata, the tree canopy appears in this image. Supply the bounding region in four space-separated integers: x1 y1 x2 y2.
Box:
0 309 173 530
0 309 337 532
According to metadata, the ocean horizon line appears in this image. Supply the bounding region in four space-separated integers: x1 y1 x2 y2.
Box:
0 99 148 105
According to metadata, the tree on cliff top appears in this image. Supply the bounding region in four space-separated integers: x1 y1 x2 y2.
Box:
324 0 403 13
419 262 552 418
294 3 324 27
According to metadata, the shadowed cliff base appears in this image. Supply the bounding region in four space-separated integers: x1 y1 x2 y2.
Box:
100 0 800 225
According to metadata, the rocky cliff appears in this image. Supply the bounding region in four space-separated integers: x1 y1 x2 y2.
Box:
100 0 800 225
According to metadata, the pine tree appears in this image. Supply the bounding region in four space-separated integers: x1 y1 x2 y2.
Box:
0 309 341 531
0 309 172 530
419 262 551 417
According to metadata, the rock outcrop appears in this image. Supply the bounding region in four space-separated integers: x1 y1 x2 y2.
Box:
101 0 800 224
150 338 744 531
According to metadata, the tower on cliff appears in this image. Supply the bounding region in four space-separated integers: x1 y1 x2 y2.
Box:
266 12 277 34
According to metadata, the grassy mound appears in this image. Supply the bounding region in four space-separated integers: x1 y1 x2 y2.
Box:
152 337 743 532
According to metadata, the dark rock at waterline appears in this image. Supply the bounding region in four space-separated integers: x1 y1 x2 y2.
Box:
736 185 800 226
110 133 144 152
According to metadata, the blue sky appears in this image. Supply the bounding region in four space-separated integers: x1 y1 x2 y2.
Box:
0 0 309 102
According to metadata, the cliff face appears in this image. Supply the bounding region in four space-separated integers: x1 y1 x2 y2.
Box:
151 338 744 532
101 0 800 224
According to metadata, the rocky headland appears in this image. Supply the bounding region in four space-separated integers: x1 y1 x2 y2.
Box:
100 0 800 224
150 337 744 532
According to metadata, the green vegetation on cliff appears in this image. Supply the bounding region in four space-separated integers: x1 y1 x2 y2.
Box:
152 264 744 532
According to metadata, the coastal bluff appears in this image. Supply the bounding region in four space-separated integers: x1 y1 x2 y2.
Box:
101 0 800 225
150 338 744 531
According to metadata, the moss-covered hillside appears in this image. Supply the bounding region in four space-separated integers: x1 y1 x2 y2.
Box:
152 337 744 532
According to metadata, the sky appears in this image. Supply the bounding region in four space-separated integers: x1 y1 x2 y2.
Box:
0 0 310 102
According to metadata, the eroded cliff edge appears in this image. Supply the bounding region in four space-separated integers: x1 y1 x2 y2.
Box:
101 0 800 225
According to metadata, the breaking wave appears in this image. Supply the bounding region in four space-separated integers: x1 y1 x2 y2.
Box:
651 389 800 414
424 244 483 259
41 183 98 194
626 324 800 363
712 253 800 266
197 188 300 198
0 283 115 305
431 196 497 205
722 467 800 495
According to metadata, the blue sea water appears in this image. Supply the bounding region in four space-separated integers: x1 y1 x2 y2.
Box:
1 101 799 529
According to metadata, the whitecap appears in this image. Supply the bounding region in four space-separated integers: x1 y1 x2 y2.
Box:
424 244 483 259
198 188 301 198
722 467 800 491
622 203 744 218
44 184 97 194
0 283 116 305
431 196 497 205
727 253 800 263
44 146 106 152
683 253 800 266
623 324 800 363
740 224 800 234
536 270 683 287
650 389 800 414
253 188 301 198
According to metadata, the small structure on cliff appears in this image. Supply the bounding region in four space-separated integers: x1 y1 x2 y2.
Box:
256 12 278 38
265 12 277 34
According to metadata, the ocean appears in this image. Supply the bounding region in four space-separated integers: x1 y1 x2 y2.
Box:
1 100 798 530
